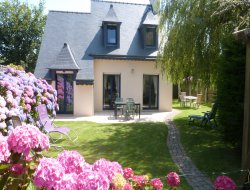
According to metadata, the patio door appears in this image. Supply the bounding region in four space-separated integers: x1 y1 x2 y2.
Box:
103 74 121 110
143 75 159 109
56 74 74 114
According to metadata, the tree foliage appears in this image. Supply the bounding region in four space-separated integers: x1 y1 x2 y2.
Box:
0 0 46 72
157 0 249 86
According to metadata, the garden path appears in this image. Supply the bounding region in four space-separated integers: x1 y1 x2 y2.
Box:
166 120 214 190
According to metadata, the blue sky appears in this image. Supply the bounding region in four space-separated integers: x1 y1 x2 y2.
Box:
18 0 150 14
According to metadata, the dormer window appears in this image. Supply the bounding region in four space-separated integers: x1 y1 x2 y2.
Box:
102 4 121 48
145 26 157 47
141 25 158 49
107 24 118 45
141 6 158 49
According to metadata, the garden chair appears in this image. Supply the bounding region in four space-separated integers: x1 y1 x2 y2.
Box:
124 100 136 120
192 94 202 109
188 103 217 127
179 94 187 107
11 115 22 128
37 104 78 142
114 97 124 117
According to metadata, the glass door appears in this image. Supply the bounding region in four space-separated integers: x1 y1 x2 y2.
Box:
56 74 74 114
143 75 159 109
103 74 121 110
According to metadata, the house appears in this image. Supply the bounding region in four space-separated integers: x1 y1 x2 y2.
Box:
34 0 172 116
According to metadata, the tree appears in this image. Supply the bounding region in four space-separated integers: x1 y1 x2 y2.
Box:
0 0 46 72
157 0 249 86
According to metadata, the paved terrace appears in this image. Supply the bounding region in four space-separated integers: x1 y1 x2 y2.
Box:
55 110 214 189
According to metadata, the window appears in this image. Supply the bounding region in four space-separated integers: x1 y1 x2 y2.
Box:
145 27 156 47
142 25 158 49
143 75 159 109
103 23 120 48
107 25 117 45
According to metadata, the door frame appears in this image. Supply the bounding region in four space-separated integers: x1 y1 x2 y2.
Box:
56 74 74 114
102 74 121 110
143 74 159 110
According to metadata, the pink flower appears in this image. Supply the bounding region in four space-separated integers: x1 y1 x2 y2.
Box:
77 170 110 190
7 124 50 156
34 157 65 190
124 183 133 190
123 167 134 179
166 172 180 187
214 176 237 190
10 163 25 175
150 178 163 190
93 158 123 182
57 173 78 190
57 150 86 174
0 134 10 163
132 175 149 187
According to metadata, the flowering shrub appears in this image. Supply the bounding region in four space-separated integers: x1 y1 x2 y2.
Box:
0 133 10 163
0 67 58 131
214 176 237 190
0 124 50 189
8 124 50 156
166 172 180 187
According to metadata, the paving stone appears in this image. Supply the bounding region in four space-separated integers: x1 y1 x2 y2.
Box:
166 121 214 190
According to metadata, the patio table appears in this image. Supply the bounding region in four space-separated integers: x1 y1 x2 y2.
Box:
184 96 197 107
114 101 140 119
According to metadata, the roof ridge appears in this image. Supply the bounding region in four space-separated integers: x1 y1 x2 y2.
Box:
91 0 149 6
49 10 90 14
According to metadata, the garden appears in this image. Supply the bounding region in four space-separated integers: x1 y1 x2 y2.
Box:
0 67 239 190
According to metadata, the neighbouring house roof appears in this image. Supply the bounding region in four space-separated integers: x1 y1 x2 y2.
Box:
35 0 158 83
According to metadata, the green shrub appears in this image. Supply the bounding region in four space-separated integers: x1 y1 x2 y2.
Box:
217 35 245 147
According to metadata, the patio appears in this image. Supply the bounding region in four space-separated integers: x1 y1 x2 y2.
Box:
55 110 181 123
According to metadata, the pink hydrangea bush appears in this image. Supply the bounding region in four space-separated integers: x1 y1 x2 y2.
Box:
166 172 180 187
34 157 65 190
150 178 163 190
7 124 50 156
0 123 50 189
214 176 237 190
0 133 10 163
0 67 58 130
123 167 134 179
92 158 123 182
57 150 86 174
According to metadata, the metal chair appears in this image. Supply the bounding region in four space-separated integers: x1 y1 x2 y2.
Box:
37 104 78 142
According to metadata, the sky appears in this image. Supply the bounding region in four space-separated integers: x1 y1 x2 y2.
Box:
18 0 150 14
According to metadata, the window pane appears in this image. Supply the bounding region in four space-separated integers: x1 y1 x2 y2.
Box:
145 27 156 46
107 25 117 44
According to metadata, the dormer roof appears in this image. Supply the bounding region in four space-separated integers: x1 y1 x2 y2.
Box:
103 4 120 23
142 6 158 25
49 43 80 70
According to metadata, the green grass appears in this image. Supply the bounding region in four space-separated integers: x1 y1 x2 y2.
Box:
172 100 242 185
46 121 192 190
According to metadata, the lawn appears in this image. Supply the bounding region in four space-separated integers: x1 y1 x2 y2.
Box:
46 121 192 190
172 100 242 186
45 101 242 189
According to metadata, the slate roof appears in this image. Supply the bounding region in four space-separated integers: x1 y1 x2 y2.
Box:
35 0 158 83
49 43 80 70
